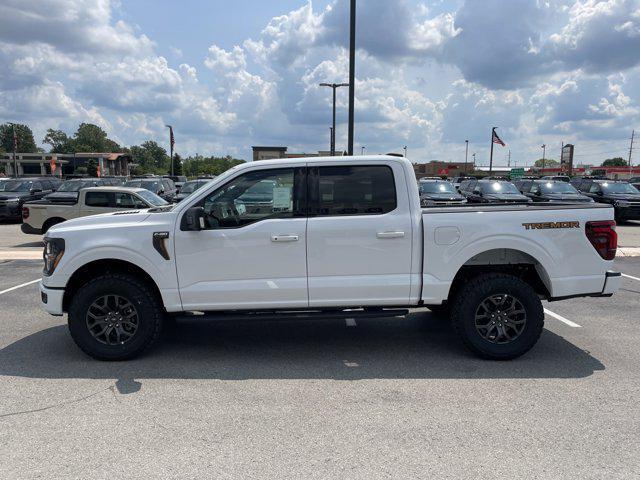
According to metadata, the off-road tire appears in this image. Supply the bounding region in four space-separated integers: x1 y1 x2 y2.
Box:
450 273 544 360
68 273 164 360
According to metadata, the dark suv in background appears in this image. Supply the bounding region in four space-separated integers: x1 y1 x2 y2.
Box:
459 179 531 204
514 179 593 203
571 178 640 222
44 177 117 202
418 179 467 207
124 177 177 202
0 177 59 221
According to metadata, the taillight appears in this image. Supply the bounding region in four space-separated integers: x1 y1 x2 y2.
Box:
22 206 29 219
585 220 617 260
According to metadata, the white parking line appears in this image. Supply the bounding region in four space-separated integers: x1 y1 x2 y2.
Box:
544 308 581 328
345 318 357 327
0 279 40 296
622 273 640 282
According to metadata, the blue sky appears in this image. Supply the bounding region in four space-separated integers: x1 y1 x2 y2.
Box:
1 0 640 166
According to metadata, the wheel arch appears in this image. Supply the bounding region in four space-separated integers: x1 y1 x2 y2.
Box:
43 217 67 233
62 258 163 312
447 248 552 303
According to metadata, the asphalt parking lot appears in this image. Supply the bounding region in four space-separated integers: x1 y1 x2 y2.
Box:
1 222 639 479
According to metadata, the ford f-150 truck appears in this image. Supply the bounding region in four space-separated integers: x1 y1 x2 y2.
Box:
22 186 168 234
39 156 621 361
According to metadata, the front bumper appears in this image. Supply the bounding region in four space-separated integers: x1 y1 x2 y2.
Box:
40 281 64 316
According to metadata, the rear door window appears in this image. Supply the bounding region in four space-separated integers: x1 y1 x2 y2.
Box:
85 192 114 207
312 165 396 216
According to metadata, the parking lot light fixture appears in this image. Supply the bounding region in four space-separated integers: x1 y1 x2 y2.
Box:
320 83 349 156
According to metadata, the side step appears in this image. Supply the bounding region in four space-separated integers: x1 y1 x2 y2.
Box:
178 308 409 322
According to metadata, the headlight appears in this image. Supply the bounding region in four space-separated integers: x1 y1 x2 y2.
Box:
615 200 630 207
43 238 65 276
5 198 19 203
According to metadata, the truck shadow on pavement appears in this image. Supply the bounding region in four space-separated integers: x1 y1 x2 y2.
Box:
0 312 604 391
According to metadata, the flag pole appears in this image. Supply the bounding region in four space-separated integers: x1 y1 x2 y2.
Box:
489 127 496 175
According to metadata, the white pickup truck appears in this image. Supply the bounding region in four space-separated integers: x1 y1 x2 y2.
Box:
21 186 168 235
39 156 621 361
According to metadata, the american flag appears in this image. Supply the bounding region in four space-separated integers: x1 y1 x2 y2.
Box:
169 126 175 150
492 129 506 146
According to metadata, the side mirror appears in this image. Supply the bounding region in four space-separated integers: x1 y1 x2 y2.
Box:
181 206 205 231
535 190 542 196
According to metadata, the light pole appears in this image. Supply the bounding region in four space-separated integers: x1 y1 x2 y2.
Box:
361 146 365 155
541 144 546 172
472 153 476 168
403 146 407 158
7 122 18 177
320 83 349 156
165 125 174 176
347 0 356 156
464 140 469 173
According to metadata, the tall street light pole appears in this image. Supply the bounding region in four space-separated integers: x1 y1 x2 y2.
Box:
347 0 356 156
464 140 469 173
165 125 174 176
541 144 546 172
361 146 365 155
8 122 18 178
403 146 407 158
320 83 349 156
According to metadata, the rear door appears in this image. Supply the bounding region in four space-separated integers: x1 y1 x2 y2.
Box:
306 162 413 307
83 191 117 216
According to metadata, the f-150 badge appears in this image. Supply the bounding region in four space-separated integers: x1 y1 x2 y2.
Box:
522 221 580 230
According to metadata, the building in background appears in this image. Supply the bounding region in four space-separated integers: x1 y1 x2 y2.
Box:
0 152 131 177
413 161 474 179
252 146 344 161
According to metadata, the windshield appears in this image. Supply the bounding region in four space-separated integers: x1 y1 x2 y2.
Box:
420 182 456 194
601 182 640 194
136 190 168 206
1 180 32 192
539 182 579 194
180 181 206 194
57 180 94 192
480 182 520 194
125 180 160 192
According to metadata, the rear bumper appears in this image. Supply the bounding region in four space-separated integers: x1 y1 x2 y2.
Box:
601 270 621 295
21 223 43 235
40 281 64 316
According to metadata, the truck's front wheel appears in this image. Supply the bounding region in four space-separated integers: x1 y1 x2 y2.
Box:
68 274 164 360
450 273 544 360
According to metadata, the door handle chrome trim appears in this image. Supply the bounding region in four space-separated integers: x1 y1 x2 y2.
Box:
271 234 299 242
377 231 405 239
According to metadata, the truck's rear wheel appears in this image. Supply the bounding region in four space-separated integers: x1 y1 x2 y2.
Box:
68 274 164 360
450 273 544 360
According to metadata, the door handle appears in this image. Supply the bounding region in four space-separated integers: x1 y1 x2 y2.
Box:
377 231 405 239
271 234 299 242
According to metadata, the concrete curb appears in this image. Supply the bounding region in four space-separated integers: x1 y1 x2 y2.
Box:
617 247 640 257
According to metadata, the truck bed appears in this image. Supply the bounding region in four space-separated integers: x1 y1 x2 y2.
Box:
422 202 612 214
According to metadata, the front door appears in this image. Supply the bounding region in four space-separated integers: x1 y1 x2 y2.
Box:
174 167 308 311
306 163 413 307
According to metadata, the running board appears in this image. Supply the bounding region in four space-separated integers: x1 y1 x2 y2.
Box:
178 308 409 322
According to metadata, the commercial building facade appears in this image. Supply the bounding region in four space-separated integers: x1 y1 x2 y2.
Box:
1 152 131 177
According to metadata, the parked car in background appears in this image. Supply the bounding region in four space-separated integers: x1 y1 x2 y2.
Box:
541 175 571 183
571 178 640 222
451 176 476 190
22 186 168 234
0 178 59 221
514 179 593 203
418 179 467 207
459 179 532 204
164 175 187 192
124 177 177 202
44 178 112 203
173 179 212 203
628 177 640 190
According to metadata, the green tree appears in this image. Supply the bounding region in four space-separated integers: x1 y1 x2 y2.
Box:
42 129 72 153
0 123 37 152
602 157 627 167
171 153 184 176
72 123 120 152
182 154 245 177
534 158 559 167
129 141 169 174
86 159 99 177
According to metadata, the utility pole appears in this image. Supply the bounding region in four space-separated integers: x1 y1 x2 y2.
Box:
489 127 497 174
320 83 349 156
629 129 635 178
464 140 469 173
165 125 174 176
347 0 356 156
541 144 546 172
